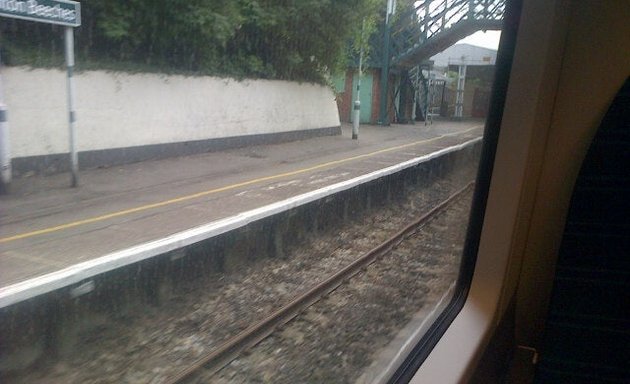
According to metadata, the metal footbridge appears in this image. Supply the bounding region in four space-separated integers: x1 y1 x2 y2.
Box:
379 0 506 123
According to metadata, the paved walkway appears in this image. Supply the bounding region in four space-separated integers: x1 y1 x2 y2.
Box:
0 121 484 289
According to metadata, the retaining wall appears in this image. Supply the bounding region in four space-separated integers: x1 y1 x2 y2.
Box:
3 67 340 175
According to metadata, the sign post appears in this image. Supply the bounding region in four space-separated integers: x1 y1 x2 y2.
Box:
65 25 78 186
0 0 81 188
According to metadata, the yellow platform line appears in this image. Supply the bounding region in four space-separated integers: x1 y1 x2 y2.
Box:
0 127 481 244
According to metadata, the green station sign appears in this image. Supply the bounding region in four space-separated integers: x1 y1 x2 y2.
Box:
0 0 80 27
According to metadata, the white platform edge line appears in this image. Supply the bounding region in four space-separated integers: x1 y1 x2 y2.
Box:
0 137 482 308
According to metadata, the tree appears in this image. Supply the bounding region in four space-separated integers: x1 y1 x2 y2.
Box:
1 0 384 83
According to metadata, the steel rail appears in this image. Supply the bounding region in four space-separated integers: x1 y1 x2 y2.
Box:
166 181 475 384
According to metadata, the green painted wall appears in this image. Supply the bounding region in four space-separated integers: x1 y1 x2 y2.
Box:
332 73 346 93
350 71 373 123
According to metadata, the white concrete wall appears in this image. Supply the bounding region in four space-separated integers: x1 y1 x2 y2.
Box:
3 67 340 158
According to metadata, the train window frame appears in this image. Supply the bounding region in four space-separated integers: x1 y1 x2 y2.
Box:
396 0 630 381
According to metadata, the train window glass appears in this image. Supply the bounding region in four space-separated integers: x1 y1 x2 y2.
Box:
0 0 514 383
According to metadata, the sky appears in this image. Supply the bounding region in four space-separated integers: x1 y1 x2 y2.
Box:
457 30 502 50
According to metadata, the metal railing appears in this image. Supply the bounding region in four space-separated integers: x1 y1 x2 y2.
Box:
390 0 505 64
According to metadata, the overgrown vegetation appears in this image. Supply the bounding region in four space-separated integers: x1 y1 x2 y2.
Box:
0 0 384 83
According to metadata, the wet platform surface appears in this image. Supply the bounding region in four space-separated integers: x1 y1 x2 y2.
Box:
0 121 483 291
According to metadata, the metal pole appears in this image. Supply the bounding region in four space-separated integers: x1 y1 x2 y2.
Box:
353 20 365 140
423 0 430 41
379 0 395 125
455 62 467 119
0 48 11 194
65 26 78 187
442 0 447 31
440 80 446 117
425 70 432 126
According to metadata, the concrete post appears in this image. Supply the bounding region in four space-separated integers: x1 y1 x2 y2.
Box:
352 100 360 139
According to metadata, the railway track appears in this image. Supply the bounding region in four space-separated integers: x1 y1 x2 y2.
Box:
166 181 475 384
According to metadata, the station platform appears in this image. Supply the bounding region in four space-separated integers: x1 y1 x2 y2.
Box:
0 121 484 304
